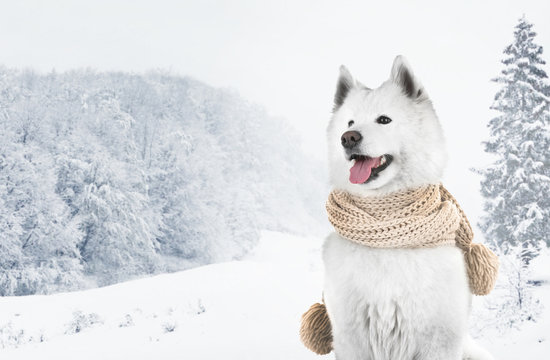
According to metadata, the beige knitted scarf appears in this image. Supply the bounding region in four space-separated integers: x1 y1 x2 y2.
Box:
300 184 499 355
326 184 499 296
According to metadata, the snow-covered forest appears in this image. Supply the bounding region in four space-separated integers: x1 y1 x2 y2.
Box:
0 69 327 295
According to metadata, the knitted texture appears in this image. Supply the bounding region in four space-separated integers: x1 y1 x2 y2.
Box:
325 184 499 295
300 184 499 355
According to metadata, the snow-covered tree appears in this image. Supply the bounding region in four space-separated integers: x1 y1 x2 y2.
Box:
479 16 550 263
0 132 84 295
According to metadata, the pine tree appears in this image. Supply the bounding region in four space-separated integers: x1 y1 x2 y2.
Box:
479 16 550 263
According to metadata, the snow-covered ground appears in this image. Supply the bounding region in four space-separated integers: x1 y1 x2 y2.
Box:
0 231 548 359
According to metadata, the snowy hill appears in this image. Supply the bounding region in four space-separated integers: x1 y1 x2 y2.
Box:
0 232 328 359
1 231 549 359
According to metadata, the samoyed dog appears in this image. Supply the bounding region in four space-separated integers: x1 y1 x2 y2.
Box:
322 56 493 360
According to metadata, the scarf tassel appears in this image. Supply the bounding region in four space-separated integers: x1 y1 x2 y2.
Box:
464 243 499 295
299 302 333 355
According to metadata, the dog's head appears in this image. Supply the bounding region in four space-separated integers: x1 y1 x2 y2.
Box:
327 55 447 197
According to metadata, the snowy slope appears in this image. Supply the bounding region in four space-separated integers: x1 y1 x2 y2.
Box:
1 231 549 359
0 231 330 360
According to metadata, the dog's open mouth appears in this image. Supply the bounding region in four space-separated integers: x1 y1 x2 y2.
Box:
349 154 393 184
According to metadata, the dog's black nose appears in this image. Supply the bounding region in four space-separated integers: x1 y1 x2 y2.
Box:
341 131 362 149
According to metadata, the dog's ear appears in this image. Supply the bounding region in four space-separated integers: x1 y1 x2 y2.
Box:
390 55 427 101
333 65 355 111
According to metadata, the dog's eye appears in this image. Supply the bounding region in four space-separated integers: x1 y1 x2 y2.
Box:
348 120 354 127
376 116 392 125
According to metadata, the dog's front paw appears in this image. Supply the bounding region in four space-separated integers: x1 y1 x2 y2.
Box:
462 336 494 360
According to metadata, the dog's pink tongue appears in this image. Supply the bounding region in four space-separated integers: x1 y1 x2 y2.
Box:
349 157 380 184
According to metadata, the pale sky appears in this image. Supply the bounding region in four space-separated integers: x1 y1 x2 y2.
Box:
1 0 549 224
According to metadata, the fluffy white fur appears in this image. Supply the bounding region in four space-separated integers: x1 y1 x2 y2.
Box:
323 56 494 360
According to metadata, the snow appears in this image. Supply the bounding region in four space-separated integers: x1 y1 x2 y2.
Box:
475 286 550 359
1 230 549 359
0 231 327 359
531 247 550 284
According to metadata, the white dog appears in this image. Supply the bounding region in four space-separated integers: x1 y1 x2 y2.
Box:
322 56 493 360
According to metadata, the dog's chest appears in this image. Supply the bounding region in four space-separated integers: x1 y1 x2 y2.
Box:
322 232 470 358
